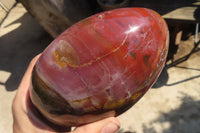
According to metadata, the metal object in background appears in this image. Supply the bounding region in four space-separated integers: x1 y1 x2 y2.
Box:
195 23 199 45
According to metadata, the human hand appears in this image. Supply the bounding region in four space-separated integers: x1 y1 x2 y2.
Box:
12 54 120 133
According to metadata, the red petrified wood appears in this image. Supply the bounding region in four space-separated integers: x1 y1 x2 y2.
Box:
30 8 169 127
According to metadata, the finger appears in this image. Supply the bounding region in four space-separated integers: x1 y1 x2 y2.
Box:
13 54 41 116
72 117 120 133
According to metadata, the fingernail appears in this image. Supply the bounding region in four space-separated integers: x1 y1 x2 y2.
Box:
101 122 120 133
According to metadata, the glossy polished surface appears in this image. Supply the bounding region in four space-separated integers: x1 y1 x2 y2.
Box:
30 8 169 126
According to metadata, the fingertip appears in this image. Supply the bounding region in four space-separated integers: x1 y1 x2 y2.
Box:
101 117 120 133
101 122 120 133
72 117 120 133
106 117 120 128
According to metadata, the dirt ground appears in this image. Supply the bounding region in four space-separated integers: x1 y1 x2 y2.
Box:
0 3 200 133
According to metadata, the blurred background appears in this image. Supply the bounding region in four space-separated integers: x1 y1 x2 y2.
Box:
0 0 200 133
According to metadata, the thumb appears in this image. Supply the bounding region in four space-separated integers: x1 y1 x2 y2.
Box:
72 117 120 133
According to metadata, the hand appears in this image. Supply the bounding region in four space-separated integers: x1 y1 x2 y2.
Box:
12 54 120 133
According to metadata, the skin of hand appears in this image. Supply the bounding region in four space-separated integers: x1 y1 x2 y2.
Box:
12 54 120 133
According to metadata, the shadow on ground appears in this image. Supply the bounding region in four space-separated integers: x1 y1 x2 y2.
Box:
118 93 200 133
0 12 53 91
142 93 200 133
152 23 200 89
152 43 200 88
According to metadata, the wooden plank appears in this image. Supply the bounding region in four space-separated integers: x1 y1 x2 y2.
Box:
162 6 200 22
18 0 100 38
132 0 200 22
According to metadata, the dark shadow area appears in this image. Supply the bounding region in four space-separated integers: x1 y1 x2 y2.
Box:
0 9 53 91
152 66 169 88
